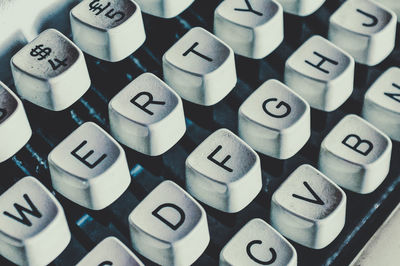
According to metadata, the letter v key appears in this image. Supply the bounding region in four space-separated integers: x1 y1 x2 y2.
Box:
292 181 324 205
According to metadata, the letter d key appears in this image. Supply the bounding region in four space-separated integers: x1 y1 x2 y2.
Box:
129 181 210 266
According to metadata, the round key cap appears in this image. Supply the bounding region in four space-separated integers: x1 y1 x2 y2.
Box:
362 67 400 141
11 29 91 111
284 35 354 112
214 0 284 59
319 115 392 194
48 122 131 210
238 79 310 159
271 164 346 249
275 0 326 16
70 0 146 62
186 128 262 213
220 218 297 266
109 73 186 156
0 81 31 162
0 177 71 266
328 0 397 66
163 27 237 106
129 180 210 265
135 0 195 18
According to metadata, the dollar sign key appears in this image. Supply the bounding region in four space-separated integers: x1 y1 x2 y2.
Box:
30 44 52 60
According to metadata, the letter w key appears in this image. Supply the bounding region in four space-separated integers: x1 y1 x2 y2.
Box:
3 194 42 226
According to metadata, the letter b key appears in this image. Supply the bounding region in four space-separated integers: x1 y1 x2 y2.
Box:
319 115 392 194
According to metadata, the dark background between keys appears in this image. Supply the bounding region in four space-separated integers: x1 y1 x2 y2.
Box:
0 0 399 265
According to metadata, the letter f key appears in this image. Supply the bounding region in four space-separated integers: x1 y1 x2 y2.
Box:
319 115 392 194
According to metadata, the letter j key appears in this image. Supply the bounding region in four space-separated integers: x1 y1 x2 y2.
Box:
329 0 397 66
319 115 392 194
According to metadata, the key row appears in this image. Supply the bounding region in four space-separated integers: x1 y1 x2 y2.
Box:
2 5 397 117
1 67 396 192
69 0 398 64
0 164 342 265
3 174 399 265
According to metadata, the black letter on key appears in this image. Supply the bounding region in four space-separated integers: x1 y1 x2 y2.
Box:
234 0 263 16
207 145 233 172
152 203 185 231
292 182 325 205
130 91 166 116
384 83 400 103
3 194 42 226
98 261 113 266
246 240 277 265
262 98 291 118
0 108 6 121
305 52 339 74
183 42 213 62
71 140 107 169
342 134 373 156
356 9 378 27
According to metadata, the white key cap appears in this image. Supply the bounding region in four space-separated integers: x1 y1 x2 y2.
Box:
350 203 400 266
362 67 400 142
11 29 91 111
134 0 194 18
48 122 131 210
375 0 400 21
284 35 354 112
76 237 144 266
109 73 186 156
275 0 326 16
220 218 297 266
0 0 79 82
163 27 237 106
238 79 310 159
328 0 397 66
186 128 262 213
319 114 392 194
129 180 210 266
0 176 71 266
270 164 346 249
214 0 284 59
0 82 31 162
71 0 146 62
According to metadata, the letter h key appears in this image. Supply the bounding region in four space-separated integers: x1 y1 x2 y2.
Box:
319 114 392 194
284 35 355 112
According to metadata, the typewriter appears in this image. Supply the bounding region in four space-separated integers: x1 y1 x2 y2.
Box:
0 0 399 265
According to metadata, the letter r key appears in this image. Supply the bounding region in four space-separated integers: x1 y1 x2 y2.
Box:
109 73 186 156
319 115 392 194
